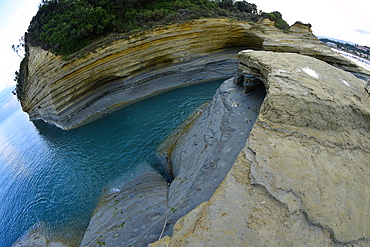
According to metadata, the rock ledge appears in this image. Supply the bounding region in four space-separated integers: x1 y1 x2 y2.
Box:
150 50 370 246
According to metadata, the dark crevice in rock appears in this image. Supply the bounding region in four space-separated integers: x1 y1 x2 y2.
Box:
234 68 265 93
352 72 370 83
150 159 174 184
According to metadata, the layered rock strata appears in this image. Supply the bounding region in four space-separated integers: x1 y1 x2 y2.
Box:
18 17 370 247
150 51 370 246
79 76 266 246
20 18 363 129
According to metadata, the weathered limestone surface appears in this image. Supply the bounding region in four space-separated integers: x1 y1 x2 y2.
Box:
150 51 370 246
18 18 370 247
162 78 265 237
21 18 363 129
79 163 169 247
79 77 265 246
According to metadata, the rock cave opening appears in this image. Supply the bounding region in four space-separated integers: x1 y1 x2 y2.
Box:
224 32 265 51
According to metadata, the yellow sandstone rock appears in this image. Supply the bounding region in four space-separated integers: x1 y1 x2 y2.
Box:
149 51 370 246
18 18 370 246
20 18 360 129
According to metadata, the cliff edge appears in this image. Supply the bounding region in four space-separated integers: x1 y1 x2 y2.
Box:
14 17 370 247
150 51 370 246
19 18 363 129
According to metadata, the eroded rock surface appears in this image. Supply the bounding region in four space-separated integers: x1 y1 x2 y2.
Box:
163 78 265 236
17 18 370 246
20 18 363 129
150 51 370 246
242 51 370 243
79 77 265 246
79 163 168 247
11 222 68 247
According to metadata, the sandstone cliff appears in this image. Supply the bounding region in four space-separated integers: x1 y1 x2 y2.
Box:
150 51 370 246
78 50 370 246
16 17 370 247
20 18 363 130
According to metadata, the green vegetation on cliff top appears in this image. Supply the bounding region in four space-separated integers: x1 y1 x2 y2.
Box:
16 0 289 100
26 0 288 56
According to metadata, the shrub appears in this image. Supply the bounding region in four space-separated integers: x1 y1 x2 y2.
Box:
26 0 271 56
263 11 289 31
16 0 291 100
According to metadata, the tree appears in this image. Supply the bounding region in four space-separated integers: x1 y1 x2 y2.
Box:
12 36 26 58
236 1 257 14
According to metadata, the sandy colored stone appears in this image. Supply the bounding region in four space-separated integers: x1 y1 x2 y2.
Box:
150 150 345 247
20 18 362 130
150 51 370 246
241 51 370 243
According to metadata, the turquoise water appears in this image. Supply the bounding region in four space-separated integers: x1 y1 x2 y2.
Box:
0 80 223 247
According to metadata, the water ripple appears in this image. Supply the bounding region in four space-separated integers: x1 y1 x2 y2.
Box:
0 79 224 247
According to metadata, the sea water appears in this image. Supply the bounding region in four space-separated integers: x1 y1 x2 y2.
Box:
0 79 223 247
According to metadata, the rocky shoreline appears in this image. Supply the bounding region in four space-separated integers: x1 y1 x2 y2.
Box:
151 50 370 247
19 18 364 130
78 76 266 246
13 18 370 247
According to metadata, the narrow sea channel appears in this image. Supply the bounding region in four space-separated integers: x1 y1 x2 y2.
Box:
0 79 224 247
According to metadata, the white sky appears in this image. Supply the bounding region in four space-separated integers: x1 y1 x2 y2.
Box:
0 0 40 92
254 0 370 46
0 0 369 93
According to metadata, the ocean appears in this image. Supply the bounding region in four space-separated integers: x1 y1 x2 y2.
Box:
0 79 224 247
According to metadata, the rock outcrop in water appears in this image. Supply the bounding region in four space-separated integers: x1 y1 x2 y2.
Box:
150 51 370 246
79 163 169 246
79 76 265 246
20 18 364 130
78 51 370 247
15 17 370 247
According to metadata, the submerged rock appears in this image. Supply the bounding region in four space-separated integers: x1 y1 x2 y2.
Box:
150 51 370 246
11 222 68 247
79 163 168 247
